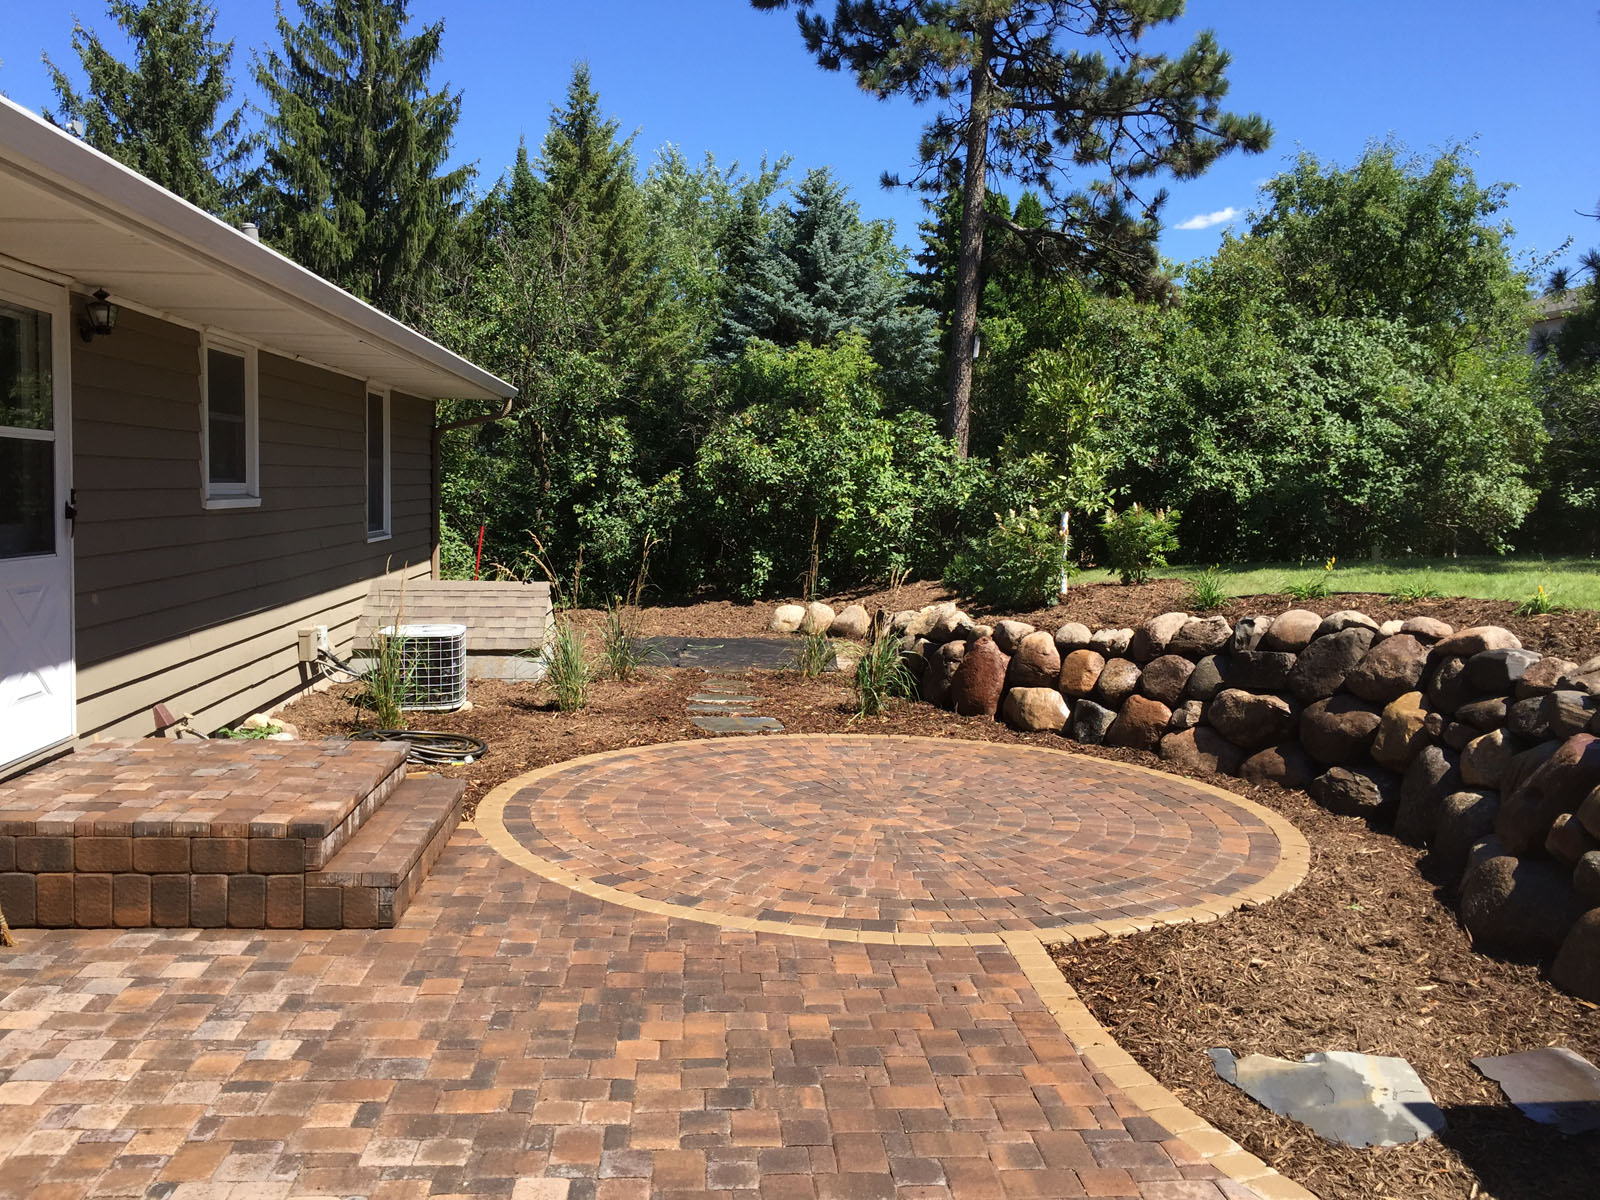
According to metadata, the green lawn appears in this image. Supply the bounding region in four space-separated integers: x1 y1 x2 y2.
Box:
1072 557 1600 612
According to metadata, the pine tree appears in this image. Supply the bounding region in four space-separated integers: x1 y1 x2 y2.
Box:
753 0 1270 454
253 0 470 318
45 0 249 215
716 167 938 402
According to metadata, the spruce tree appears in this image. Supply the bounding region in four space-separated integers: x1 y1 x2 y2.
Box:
753 0 1270 454
716 167 937 402
45 0 249 215
253 0 470 318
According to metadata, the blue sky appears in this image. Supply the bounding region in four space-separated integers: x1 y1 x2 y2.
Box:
3 2 1596 279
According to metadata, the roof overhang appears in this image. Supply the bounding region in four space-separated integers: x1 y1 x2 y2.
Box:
0 96 513 402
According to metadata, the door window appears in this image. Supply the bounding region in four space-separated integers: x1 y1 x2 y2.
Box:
0 300 54 559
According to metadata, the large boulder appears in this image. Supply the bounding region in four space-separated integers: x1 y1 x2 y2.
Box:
798 600 836 635
1168 615 1234 658
1432 790 1501 882
1300 695 1383 765
1184 654 1230 702
950 636 1009 718
991 619 1036 655
1371 691 1432 771
1128 612 1191 663
1089 627 1133 657
828 604 872 640
1461 728 1521 790
1459 855 1588 955
1058 649 1107 699
1395 745 1461 846
1552 909 1600 1003
1160 727 1245 776
1432 625 1522 660
1456 697 1509 732
1497 733 1600 856
1005 630 1061 690
770 604 805 633
1547 812 1600 867
1466 648 1542 695
1400 616 1454 642
1346 635 1430 706
1105 696 1173 752
1093 658 1143 708
1290 627 1377 701
1053 621 1093 654
1261 609 1322 653
1241 744 1319 792
1002 687 1071 733
1228 650 1298 692
1426 656 1476 717
1230 615 1273 655
1068 699 1117 745
1207 689 1298 749
1139 655 1196 707
1311 765 1401 820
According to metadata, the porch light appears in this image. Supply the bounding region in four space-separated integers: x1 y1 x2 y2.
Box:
79 289 118 341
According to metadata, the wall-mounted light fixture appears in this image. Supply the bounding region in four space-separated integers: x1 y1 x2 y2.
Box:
79 289 118 342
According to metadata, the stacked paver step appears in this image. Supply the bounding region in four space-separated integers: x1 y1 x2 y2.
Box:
0 738 465 930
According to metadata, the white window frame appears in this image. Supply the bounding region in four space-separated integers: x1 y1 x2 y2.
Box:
365 384 392 542
200 335 260 509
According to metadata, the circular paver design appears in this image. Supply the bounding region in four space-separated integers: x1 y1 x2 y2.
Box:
492 736 1290 937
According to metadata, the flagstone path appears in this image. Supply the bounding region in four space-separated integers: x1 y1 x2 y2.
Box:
0 736 1312 1200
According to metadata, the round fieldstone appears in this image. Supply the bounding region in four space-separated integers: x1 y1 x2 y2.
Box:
1347 635 1431 706
1092 658 1143 708
1230 615 1273 655
1160 726 1245 776
1106 695 1173 752
1289 626 1376 701
1241 744 1319 792
1300 695 1383 765
1552 909 1600 1003
991 619 1036 655
1460 854 1588 955
1432 790 1501 882
1462 728 1521 790
1053 621 1093 654
1005 630 1061 690
1228 650 1298 692
1261 609 1322 653
1128 612 1190 663
1002 687 1071 733
1316 610 1379 638
1457 697 1509 732
1058 649 1107 699
1185 654 1230 702
1089 628 1134 657
1139 655 1196 707
1207 689 1298 749
1396 744 1461 846
1168 615 1234 658
950 636 1009 718
1371 691 1432 772
1311 765 1401 820
1068 699 1118 745
1466 648 1542 695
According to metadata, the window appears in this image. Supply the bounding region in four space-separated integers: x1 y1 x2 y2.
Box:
202 339 258 506
366 388 390 539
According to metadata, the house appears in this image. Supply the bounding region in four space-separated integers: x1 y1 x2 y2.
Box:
0 95 517 777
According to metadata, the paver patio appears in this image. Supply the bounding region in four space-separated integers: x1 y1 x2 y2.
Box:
0 736 1310 1200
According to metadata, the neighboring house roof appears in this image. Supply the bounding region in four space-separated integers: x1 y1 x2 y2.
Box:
0 96 513 401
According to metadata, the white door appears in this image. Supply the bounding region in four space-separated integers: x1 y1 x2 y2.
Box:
0 269 74 770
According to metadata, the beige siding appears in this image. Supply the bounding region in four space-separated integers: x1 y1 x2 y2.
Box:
71 306 436 739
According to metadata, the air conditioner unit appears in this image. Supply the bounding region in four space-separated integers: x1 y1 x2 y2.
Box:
378 622 467 711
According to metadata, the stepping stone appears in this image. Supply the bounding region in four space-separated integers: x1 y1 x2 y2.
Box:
692 715 785 733
1473 1047 1600 1134
1207 1048 1444 1147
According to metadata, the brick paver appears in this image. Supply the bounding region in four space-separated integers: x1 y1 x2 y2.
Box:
0 736 1312 1199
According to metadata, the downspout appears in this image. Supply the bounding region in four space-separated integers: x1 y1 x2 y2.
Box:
430 396 515 577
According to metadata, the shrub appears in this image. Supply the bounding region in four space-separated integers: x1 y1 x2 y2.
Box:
543 618 592 711
854 631 916 717
1101 504 1180 585
946 507 1065 610
1185 566 1230 611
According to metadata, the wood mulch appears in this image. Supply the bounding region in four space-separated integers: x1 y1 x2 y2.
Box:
279 618 1600 1200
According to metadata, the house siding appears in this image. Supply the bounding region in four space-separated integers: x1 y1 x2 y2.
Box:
70 305 434 739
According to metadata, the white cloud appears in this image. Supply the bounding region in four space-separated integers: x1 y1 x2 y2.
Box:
1174 206 1240 231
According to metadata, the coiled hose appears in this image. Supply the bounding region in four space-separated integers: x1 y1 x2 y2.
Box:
352 729 487 765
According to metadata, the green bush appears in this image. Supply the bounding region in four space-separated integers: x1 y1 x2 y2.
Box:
946 507 1065 610
1101 504 1180 585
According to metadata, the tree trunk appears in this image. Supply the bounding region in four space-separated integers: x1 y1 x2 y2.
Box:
946 31 992 459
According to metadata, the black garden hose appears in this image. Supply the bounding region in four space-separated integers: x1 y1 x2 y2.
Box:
353 729 487 766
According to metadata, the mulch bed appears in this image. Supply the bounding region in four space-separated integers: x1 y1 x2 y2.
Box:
279 612 1600 1200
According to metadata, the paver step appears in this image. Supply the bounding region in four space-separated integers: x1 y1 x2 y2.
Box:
306 775 466 929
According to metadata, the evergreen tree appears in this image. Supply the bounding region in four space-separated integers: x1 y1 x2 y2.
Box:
716 167 938 402
253 0 470 318
45 0 248 214
753 0 1270 455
